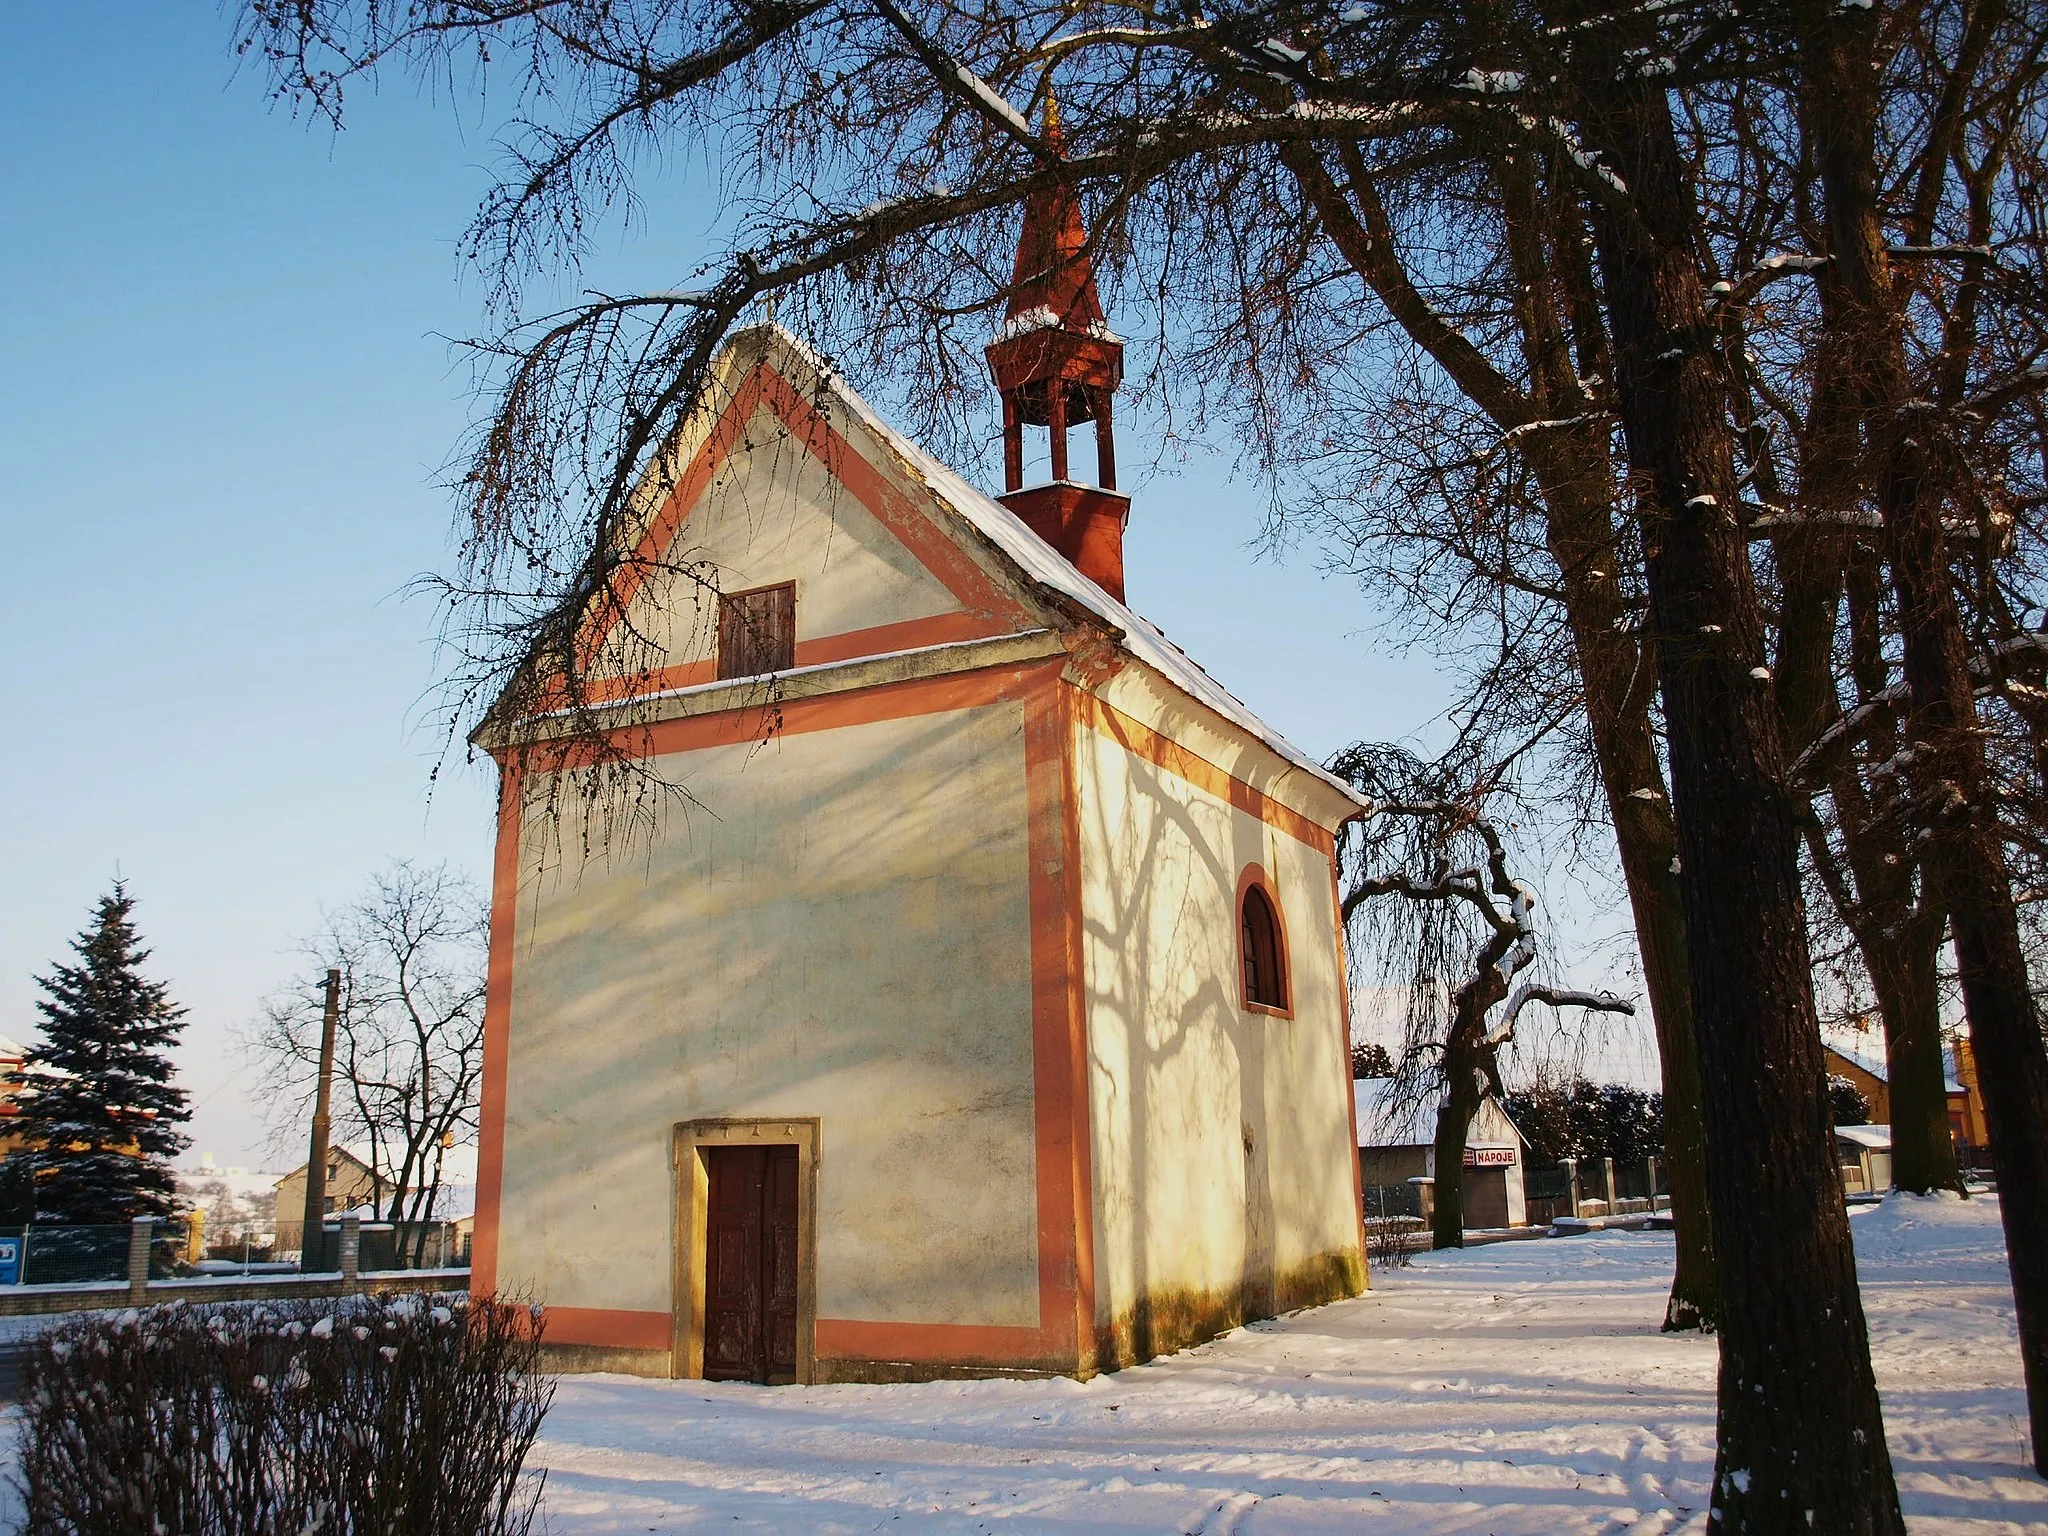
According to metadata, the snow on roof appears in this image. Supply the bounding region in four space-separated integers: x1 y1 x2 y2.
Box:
1353 1079 1442 1148
764 327 1372 815
1826 1038 1963 1094
0 1037 25 1061
1836 1123 1892 1151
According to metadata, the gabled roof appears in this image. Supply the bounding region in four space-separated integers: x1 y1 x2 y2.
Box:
1353 1080 1525 1151
1824 1039 1964 1095
762 328 1369 812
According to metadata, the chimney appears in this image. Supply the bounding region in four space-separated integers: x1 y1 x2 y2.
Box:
984 130 1129 601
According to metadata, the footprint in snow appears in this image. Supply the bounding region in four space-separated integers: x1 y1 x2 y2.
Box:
1180 1490 1259 1534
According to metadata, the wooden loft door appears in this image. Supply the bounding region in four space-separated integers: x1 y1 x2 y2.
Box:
702 1144 801 1384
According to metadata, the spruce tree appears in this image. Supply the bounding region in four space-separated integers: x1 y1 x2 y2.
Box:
19 884 190 1222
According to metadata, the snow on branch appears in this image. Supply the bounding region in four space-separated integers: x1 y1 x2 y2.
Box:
1705 252 1829 314
873 0 1040 152
1486 984 1635 1048
1789 629 2048 787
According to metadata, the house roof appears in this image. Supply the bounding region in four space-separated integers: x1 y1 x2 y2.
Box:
1824 1039 1963 1095
769 328 1369 813
1836 1123 1893 1151
1353 1079 1438 1148
1352 1080 1525 1152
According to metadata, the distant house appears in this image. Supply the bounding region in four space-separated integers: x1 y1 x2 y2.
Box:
1836 1124 1893 1200
1353 1080 1529 1230
272 1145 477 1268
1823 1041 1979 1152
273 1145 383 1236
0 1036 25 1158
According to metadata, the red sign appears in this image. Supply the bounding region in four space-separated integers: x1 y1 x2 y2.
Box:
1463 1147 1515 1168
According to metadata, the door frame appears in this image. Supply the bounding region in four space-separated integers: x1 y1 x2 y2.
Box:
671 1118 820 1383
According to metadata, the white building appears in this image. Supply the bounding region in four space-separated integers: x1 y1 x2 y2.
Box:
1353 1080 1530 1230
469 191 1369 1384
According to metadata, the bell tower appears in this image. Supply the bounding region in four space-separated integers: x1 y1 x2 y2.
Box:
985 140 1130 601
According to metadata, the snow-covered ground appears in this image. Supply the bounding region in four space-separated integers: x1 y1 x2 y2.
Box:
531 1196 2044 1534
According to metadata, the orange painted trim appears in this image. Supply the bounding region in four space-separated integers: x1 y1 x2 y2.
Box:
538 656 1063 772
755 366 1026 626
1235 862 1295 1019
793 609 1010 668
1022 677 1087 1358
814 1319 1052 1363
469 762 523 1301
1056 685 1098 1349
493 659 1090 1374
1329 858 1366 1257
795 665 1095 1374
1075 693 1336 854
544 1306 673 1352
565 357 1034 693
564 612 1017 708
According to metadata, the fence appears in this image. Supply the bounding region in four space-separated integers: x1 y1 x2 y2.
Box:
0 1222 192 1287
0 1215 471 1304
1361 1182 1424 1221
1522 1158 1669 1224
272 1220 472 1273
1523 1165 1574 1226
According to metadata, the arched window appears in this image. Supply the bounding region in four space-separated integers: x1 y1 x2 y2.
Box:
1239 875 1290 1013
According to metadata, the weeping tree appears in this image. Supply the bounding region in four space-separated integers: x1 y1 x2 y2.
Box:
1335 745 1633 1249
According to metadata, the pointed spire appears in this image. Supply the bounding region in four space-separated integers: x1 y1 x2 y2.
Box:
985 96 1132 600
1004 88 1105 335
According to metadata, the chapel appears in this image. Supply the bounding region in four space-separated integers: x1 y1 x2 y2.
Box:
469 177 1370 1383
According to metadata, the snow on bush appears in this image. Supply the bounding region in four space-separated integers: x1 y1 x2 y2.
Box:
11 1291 551 1536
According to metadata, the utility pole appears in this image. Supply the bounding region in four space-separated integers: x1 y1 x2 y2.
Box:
299 967 341 1273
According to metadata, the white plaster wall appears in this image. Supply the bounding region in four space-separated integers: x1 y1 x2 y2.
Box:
1074 720 1358 1326
591 404 965 680
1470 1099 1529 1227
497 702 1042 1327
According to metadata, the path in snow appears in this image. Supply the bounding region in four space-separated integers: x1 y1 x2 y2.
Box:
530 1196 2045 1534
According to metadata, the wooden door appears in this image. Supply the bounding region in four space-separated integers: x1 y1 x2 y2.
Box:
1464 1168 1510 1230
703 1144 802 1384
763 1146 800 1382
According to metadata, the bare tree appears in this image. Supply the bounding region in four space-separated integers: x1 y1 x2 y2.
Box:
234 0 2048 1518
1335 745 1634 1250
248 863 486 1267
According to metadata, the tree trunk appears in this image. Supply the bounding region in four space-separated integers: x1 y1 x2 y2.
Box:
1775 531 1963 1196
1291 143 1718 1329
1577 52 1905 1531
1866 916 1958 1195
1430 1001 1491 1251
1800 0 2048 1467
1542 463 1717 1328
1429 1085 1476 1251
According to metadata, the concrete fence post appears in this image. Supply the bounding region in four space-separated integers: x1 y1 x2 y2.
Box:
339 1215 361 1290
1561 1157 1580 1217
127 1215 153 1304
1599 1157 1618 1210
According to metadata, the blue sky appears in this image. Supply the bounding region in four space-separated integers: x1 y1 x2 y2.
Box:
0 8 1532 1168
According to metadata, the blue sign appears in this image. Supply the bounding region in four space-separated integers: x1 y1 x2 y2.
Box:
0 1234 22 1286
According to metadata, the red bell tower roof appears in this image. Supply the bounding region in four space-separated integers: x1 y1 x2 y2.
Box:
1002 177 1108 337
986 130 1130 600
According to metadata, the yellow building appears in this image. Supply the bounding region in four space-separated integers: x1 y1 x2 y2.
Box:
472 200 1367 1385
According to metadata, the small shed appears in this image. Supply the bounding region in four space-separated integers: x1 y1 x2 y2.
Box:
1353 1080 1529 1230
1836 1123 1893 1200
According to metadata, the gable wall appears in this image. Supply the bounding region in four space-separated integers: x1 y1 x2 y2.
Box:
1071 689 1362 1366
479 675 1050 1360
581 357 1033 701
